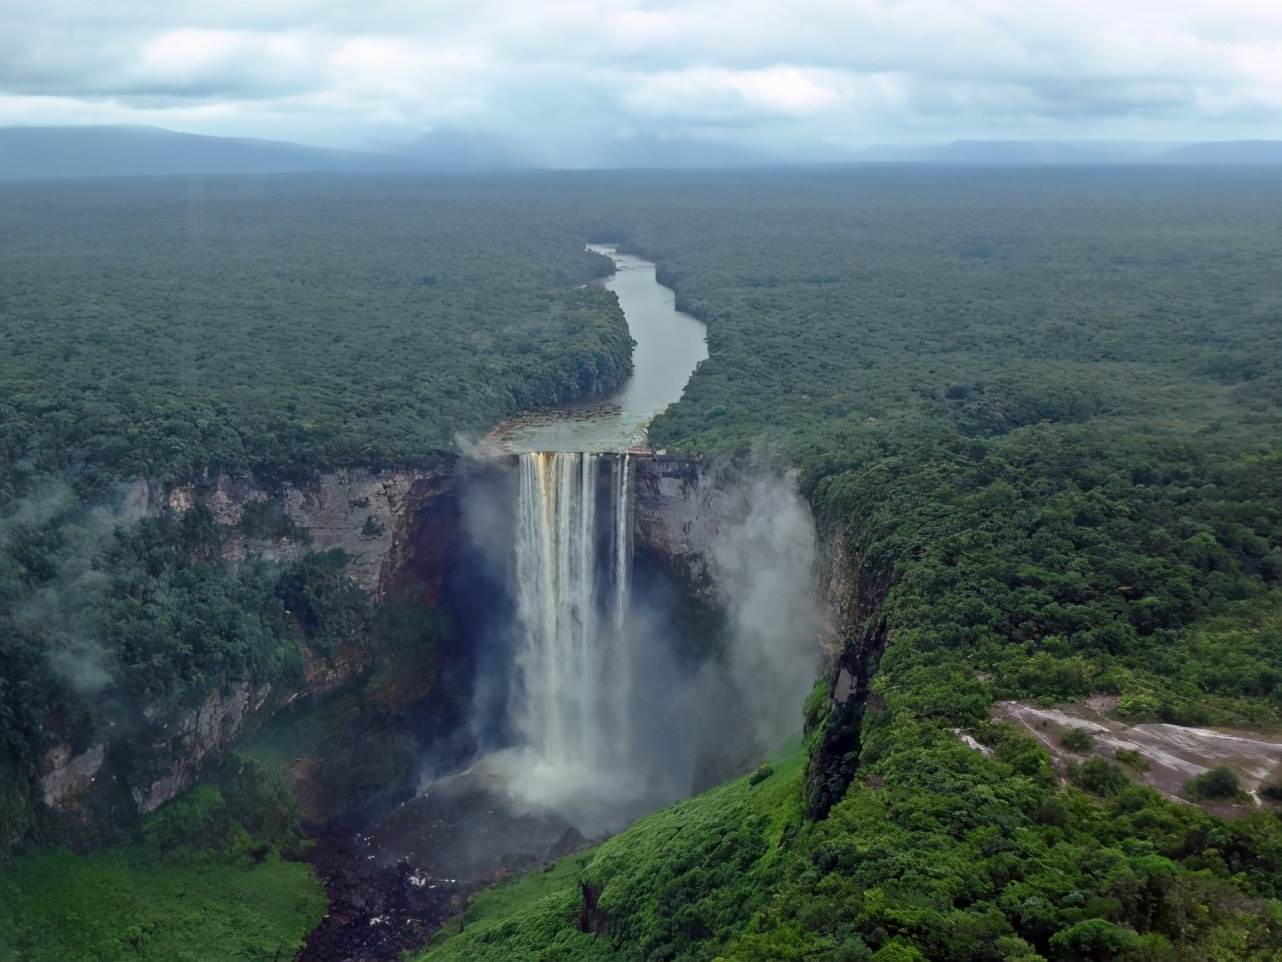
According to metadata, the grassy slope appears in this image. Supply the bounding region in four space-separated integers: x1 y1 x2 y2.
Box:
0 847 324 962
0 778 326 962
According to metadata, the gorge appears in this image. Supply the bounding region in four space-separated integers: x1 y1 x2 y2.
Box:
288 248 824 958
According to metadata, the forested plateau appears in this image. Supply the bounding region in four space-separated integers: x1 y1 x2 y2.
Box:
3 168 1282 962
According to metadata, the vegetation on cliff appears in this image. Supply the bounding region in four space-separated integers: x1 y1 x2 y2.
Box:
0 760 325 961
0 484 407 849
0 174 628 855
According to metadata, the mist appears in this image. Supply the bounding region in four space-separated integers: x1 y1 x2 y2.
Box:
444 453 822 839
709 473 824 754
1 480 148 696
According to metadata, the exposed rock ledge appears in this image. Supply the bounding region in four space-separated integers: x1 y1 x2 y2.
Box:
164 462 455 596
39 743 106 809
994 698 1282 816
133 680 274 813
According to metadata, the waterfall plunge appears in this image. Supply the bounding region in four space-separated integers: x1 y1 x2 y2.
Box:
510 452 637 802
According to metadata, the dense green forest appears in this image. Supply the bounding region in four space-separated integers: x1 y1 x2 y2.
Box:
0 176 632 494
420 168 1282 961
3 168 1282 961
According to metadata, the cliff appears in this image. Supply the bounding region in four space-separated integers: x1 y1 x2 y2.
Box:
164 463 455 596
32 460 460 844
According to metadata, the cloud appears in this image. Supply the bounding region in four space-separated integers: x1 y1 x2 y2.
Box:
1 0 1280 161
709 473 824 753
626 67 844 125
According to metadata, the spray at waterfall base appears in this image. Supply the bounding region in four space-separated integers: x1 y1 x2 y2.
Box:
451 451 824 838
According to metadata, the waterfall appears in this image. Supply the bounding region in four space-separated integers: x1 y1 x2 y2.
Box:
513 452 632 775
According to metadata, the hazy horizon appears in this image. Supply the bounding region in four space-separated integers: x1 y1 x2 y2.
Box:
4 1 1281 168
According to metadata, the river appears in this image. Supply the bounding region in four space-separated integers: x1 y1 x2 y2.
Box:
498 245 708 453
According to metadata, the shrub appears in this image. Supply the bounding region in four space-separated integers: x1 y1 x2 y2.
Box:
1115 695 1161 720
1072 759 1130 798
748 764 775 787
240 500 300 541
1113 748 1150 771
1184 767 1241 801
1261 777 1282 803
1048 919 1137 961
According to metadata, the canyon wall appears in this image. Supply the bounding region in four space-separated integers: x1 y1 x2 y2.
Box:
633 454 848 657
631 454 734 605
164 462 455 596
34 451 861 845
35 460 460 842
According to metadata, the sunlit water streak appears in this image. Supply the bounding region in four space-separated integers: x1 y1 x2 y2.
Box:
512 452 632 785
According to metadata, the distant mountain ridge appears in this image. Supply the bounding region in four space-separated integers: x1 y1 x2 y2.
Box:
1156 140 1282 164
854 139 1282 165
0 126 416 179
1 126 1280 178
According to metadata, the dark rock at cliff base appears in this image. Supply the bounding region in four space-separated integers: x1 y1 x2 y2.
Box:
365 763 578 882
300 834 468 962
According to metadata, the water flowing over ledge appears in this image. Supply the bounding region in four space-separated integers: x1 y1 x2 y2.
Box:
513 452 633 781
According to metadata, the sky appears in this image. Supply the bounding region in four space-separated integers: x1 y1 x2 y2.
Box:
2 0 1281 164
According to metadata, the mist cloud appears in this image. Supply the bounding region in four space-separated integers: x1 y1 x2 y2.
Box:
1 481 146 695
710 474 824 753
2 1 1281 162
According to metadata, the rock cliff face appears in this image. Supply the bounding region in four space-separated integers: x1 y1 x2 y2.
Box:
131 680 275 814
37 452 855 843
632 455 845 644
632 454 883 819
37 461 460 837
38 743 106 810
802 523 893 818
165 462 456 596
631 455 735 605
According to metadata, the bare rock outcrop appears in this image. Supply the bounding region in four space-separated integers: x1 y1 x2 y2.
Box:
165 461 455 596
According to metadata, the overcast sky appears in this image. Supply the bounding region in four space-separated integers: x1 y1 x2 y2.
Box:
2 0 1281 163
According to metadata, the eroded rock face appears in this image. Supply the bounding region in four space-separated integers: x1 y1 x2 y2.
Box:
165 462 455 596
39 743 106 809
132 681 273 814
633 455 845 658
631 455 735 605
38 461 459 833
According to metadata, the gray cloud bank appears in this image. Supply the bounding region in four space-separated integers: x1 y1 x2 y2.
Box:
2 1 1280 166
